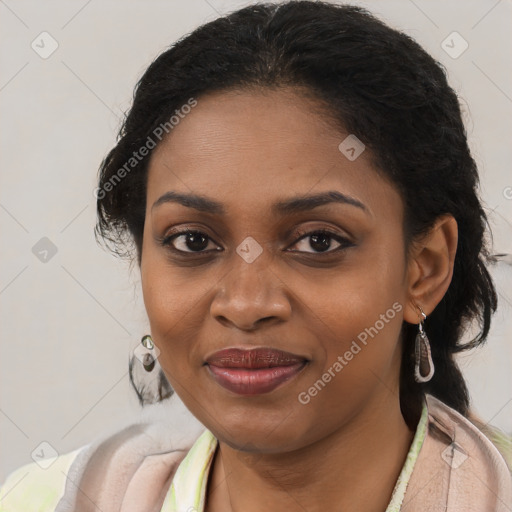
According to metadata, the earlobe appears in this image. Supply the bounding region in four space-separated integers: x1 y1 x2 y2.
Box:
403 214 458 324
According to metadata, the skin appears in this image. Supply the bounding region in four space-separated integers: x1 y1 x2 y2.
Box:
140 87 458 512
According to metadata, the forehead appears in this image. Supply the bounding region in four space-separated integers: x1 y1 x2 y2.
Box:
146 87 401 220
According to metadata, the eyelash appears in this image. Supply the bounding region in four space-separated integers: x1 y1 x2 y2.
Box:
160 227 354 256
291 227 354 253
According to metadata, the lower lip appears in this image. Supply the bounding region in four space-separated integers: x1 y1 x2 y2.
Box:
206 362 307 395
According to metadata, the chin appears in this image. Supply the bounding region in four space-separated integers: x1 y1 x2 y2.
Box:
209 409 314 454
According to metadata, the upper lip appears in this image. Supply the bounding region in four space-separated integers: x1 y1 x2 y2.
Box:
205 347 308 369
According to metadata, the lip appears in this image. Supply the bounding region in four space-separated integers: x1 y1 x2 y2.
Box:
205 347 308 395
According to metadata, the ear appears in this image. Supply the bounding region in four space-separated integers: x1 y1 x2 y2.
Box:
403 214 458 324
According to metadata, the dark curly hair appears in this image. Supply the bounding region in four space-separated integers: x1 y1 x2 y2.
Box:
95 0 497 427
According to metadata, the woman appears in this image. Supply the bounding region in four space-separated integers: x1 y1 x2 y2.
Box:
1 1 511 510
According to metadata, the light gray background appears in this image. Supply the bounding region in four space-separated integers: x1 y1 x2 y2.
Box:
1 0 511 483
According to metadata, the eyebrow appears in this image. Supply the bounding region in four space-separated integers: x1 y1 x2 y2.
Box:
152 190 368 215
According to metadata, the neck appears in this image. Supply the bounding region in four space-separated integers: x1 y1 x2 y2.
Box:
206 391 416 512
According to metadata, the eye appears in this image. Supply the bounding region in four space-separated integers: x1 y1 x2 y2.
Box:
160 228 353 255
288 229 354 254
161 229 221 254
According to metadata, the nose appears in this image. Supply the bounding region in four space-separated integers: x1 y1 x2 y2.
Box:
210 250 292 331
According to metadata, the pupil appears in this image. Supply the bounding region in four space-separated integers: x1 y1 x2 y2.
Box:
310 233 330 252
187 232 208 251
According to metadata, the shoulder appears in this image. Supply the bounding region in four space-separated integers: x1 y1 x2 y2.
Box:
426 393 511 474
0 401 205 511
0 446 84 512
0 426 200 512
403 394 512 511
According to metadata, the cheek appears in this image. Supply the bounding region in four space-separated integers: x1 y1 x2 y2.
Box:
295 235 405 339
140 234 205 331
294 236 406 394
140 241 201 378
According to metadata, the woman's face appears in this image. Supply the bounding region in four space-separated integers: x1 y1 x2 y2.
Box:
141 88 411 452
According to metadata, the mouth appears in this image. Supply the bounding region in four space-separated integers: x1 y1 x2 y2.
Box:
204 347 308 396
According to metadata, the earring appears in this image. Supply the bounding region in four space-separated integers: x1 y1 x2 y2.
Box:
129 334 174 406
140 335 156 372
414 307 435 383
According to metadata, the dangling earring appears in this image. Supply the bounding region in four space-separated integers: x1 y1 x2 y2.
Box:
140 334 156 372
129 334 174 406
414 306 434 383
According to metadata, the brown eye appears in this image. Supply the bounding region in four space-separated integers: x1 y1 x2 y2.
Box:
289 229 353 254
163 230 221 253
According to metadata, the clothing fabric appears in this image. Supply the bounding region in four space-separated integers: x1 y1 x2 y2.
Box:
0 394 510 511
167 401 428 512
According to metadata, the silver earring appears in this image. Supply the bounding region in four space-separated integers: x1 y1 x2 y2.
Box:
414 307 434 383
140 335 156 372
129 334 174 406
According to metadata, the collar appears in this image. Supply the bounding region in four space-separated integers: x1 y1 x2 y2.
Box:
164 400 429 512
